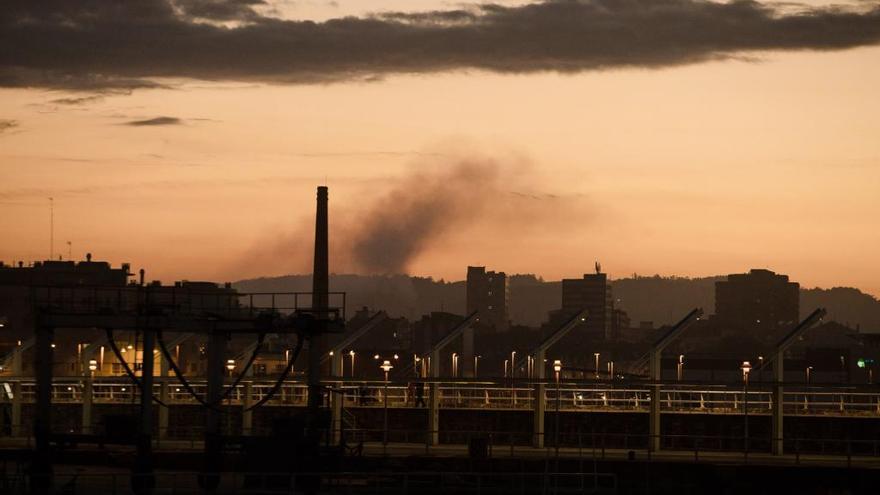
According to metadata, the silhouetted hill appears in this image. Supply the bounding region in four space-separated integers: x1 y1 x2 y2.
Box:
610 275 721 326
234 274 880 332
801 287 880 331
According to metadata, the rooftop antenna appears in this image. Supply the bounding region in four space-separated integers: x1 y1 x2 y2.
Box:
595 261 601 274
49 197 54 260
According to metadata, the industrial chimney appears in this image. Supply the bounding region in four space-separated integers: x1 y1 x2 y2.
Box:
307 186 330 419
312 186 329 313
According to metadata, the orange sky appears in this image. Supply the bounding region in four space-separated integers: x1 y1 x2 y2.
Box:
1 1 878 296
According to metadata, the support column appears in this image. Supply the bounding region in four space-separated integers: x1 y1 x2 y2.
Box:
428 382 440 446
772 351 784 455
428 348 440 445
533 349 546 448
648 352 661 452
242 382 253 436
330 353 343 444
10 347 23 436
158 382 169 440
11 382 22 437
533 383 546 448
132 327 156 494
649 384 661 452
158 344 170 440
82 377 93 435
32 323 54 493
200 330 226 491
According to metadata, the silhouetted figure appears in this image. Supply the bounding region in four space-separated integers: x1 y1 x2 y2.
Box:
358 385 368 406
415 381 426 408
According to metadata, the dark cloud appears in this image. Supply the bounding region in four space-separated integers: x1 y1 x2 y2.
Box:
0 120 19 134
174 0 267 21
49 95 105 105
3 0 877 89
123 116 183 126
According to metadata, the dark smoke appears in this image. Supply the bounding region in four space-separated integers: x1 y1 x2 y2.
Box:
349 160 499 274
227 154 588 280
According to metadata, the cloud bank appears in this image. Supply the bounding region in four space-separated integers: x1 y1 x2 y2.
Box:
123 116 184 126
2 0 879 89
0 120 18 134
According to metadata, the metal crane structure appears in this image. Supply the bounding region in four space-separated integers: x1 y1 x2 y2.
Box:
328 310 387 443
415 311 480 445
763 307 827 455
27 186 345 495
643 308 703 452
525 308 589 448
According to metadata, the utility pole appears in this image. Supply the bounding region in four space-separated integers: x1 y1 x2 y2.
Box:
49 197 54 259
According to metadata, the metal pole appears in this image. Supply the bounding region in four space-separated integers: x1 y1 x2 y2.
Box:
199 329 226 491
383 371 389 447
133 325 156 494
743 372 749 454
32 322 54 494
555 372 560 456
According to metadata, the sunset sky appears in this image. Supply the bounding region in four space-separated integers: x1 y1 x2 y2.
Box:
1 0 879 295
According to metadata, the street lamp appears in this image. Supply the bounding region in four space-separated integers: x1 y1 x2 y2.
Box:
553 360 562 455
741 360 751 452
349 350 356 377
226 359 235 376
741 361 751 384
474 355 480 377
504 359 509 378
380 360 394 446
594 353 600 379
451 352 459 378
88 359 97 376
677 355 684 382
806 366 813 383
758 356 764 382
510 351 516 378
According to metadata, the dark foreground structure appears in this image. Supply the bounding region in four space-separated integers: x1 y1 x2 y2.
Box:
0 187 877 494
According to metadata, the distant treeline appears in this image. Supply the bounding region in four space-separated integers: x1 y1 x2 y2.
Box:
234 274 880 332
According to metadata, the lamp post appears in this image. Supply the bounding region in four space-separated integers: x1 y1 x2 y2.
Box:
349 350 356 377
474 355 480 377
806 366 813 384
451 352 458 378
380 360 393 447
741 360 751 452
504 359 509 378
226 359 235 377
553 359 562 456
758 356 764 382
594 353 600 379
677 355 684 382
510 351 516 378
88 359 97 377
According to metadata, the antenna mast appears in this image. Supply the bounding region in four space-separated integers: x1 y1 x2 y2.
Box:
49 197 54 260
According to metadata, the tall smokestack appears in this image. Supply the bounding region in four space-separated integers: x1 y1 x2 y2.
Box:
312 186 329 312
307 186 329 424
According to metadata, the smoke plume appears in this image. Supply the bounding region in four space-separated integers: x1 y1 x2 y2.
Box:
349 160 499 274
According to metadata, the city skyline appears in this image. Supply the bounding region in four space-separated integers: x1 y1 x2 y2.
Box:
2 0 879 297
